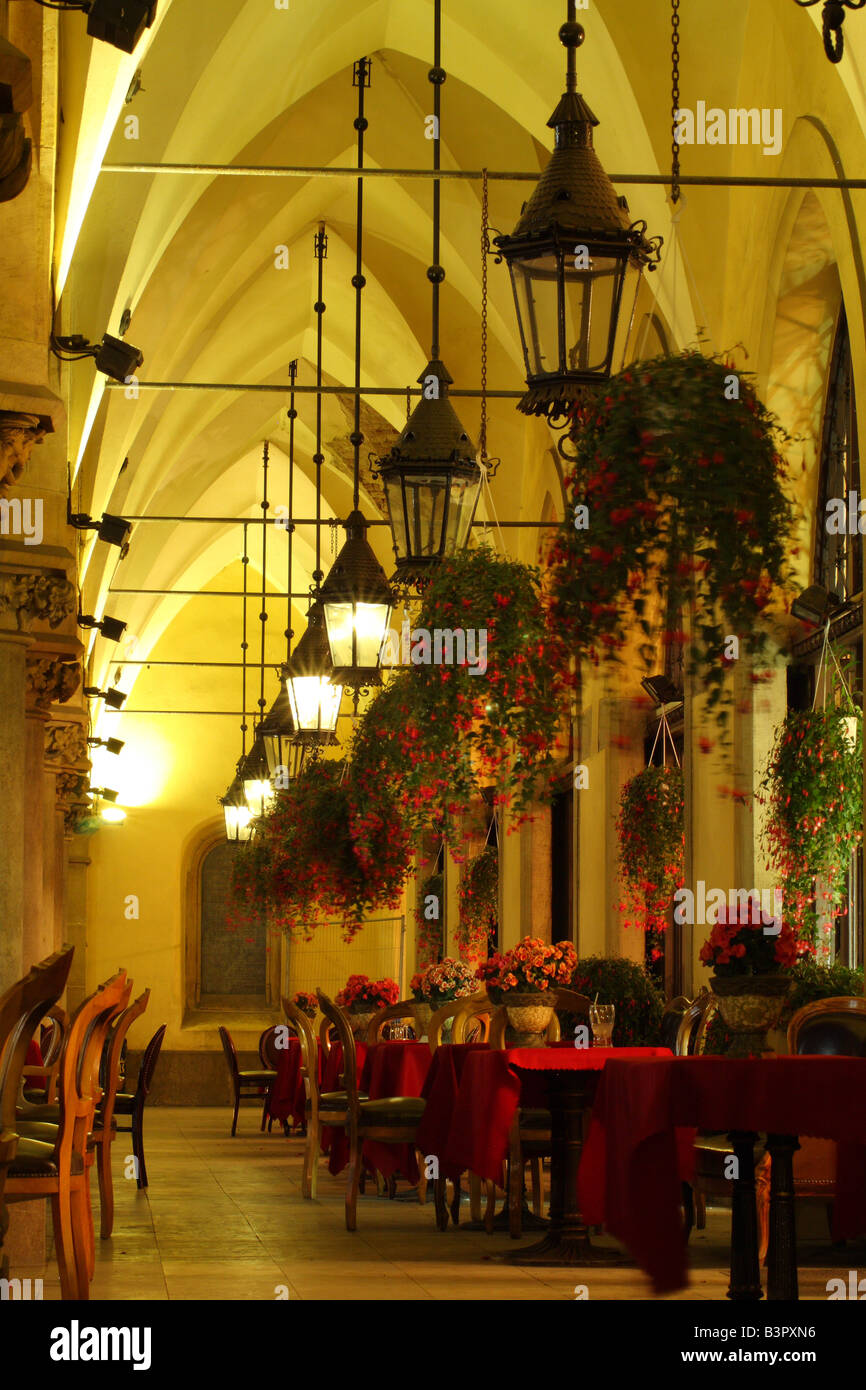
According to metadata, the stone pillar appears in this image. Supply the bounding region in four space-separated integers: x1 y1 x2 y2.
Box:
21 706 48 968
0 631 30 990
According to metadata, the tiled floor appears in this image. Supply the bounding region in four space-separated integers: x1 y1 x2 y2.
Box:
11 1107 865 1301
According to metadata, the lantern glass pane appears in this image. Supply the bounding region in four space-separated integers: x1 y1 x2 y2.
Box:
512 254 561 378
261 730 282 777
562 256 623 376
324 600 391 670
442 469 482 553
287 673 341 734
383 474 408 560
243 778 275 818
407 472 448 558
224 802 252 842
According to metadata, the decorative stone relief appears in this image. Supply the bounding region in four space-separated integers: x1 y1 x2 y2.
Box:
55 772 91 835
0 413 47 496
0 570 76 632
25 655 81 710
45 721 90 771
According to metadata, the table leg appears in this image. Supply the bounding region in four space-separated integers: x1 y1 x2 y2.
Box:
765 1133 800 1302
727 1130 762 1302
502 1071 620 1266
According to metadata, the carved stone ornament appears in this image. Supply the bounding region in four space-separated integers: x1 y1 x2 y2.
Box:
25 655 81 710
0 412 47 496
45 721 90 770
0 569 76 632
55 771 91 834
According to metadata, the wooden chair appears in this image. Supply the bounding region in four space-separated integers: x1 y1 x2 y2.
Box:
0 948 74 1279
90 988 150 1238
112 1022 166 1190
675 987 714 1057
754 994 866 1260
661 994 691 1052
21 1005 68 1103
259 1025 285 1133
450 993 493 1044
282 999 325 1198
365 1001 417 1044
317 990 426 1230
6 971 128 1300
319 1015 336 1058
217 1025 277 1136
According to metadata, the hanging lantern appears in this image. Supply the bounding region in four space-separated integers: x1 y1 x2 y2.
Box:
375 360 482 579
494 18 661 418
259 682 306 784
320 511 393 687
239 733 276 820
220 775 253 843
285 598 343 739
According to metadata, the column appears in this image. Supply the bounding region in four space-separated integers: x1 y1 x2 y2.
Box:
0 631 30 990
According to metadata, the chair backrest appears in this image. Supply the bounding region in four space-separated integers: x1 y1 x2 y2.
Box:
258 1025 282 1070
0 947 75 1139
41 1005 68 1068
99 989 150 1133
787 995 866 1057
450 993 493 1044
661 994 691 1052
365 1001 417 1044
135 1023 167 1099
218 1025 239 1083
55 972 129 1173
318 1015 336 1058
282 999 318 1106
676 987 714 1056
316 991 359 1102
489 1002 561 1049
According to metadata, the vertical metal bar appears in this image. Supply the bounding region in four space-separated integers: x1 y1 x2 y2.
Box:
259 441 269 722
286 360 297 660
352 59 369 513
431 0 442 360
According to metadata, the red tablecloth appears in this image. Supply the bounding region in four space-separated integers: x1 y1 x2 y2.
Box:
441 1046 674 1185
416 1043 488 1180
268 1037 317 1127
24 1038 47 1090
579 1054 866 1294
325 1041 431 1181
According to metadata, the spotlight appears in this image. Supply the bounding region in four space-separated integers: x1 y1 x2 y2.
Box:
641 674 682 708
84 685 126 709
100 804 127 823
87 787 119 802
86 0 157 54
53 332 143 383
68 506 132 551
88 737 125 755
791 584 845 627
78 613 128 642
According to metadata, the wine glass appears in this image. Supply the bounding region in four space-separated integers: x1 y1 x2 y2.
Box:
589 1004 615 1048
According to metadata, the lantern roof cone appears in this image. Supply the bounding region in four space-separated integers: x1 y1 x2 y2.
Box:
384 360 477 465
321 510 393 608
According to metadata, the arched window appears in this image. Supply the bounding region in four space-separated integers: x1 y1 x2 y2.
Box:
815 307 862 603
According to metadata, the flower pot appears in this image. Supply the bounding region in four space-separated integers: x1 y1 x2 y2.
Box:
504 992 556 1048
710 975 791 1058
347 1008 376 1039
412 1002 433 1039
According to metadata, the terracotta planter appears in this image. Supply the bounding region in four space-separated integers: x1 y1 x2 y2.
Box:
504 992 556 1048
710 975 791 1058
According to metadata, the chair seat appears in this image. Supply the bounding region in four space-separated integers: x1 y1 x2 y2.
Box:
113 1091 137 1114
16 1102 60 1122
239 1070 276 1084
9 1136 84 1178
14 1120 59 1145
359 1096 426 1126
319 1090 369 1108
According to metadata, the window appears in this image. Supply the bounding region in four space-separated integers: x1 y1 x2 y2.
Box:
815 307 862 603
199 841 267 1000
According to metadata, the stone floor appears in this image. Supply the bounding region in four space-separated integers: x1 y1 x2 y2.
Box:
10 1106 865 1301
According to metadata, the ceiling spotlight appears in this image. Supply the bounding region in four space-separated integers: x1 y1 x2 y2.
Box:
78 613 128 642
84 0 158 53
83 685 126 709
52 332 143 383
68 505 132 551
641 674 682 708
791 584 846 627
88 737 125 755
87 787 119 802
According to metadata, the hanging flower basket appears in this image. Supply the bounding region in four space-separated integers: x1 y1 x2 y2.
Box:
349 546 574 843
230 758 412 941
759 706 863 951
546 352 794 718
616 765 685 934
456 845 499 957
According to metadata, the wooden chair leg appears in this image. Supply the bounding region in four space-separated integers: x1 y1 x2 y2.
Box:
483 1179 497 1235
682 1182 695 1242
345 1127 362 1232
434 1176 448 1231
449 1174 461 1226
302 1112 319 1199
51 1190 80 1301
695 1191 707 1230
133 1108 148 1189
529 1157 543 1217
469 1173 482 1223
98 1139 114 1240
70 1184 92 1300
417 1152 427 1205
84 1168 96 1280
231 1086 240 1138
508 1157 523 1240
756 1152 771 1265
260 1094 268 1132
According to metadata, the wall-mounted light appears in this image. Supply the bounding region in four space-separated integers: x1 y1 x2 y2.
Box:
78 613 127 642
68 509 132 550
791 584 847 626
83 685 126 709
53 332 143 383
87 786 119 802
88 736 125 755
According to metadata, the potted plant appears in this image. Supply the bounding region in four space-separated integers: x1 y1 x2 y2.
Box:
414 869 445 965
547 351 793 719
409 957 477 1037
699 909 798 1056
334 975 400 1038
616 765 685 936
456 845 499 958
289 991 317 1020
481 938 576 1046
349 546 574 843
759 706 862 952
569 956 665 1047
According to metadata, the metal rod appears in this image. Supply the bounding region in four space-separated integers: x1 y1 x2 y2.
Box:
258 441 269 720
108 660 282 668
430 0 442 361
101 708 360 718
566 0 577 92
241 522 249 750
104 381 525 396
286 360 297 660
106 517 559 527
100 164 866 190
108 588 312 596
352 59 369 512
313 226 327 587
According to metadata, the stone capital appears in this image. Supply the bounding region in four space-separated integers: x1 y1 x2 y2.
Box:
0 567 75 633
44 718 91 773
0 412 49 496
55 771 91 835
25 653 81 711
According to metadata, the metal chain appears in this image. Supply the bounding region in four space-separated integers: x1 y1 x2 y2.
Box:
480 167 490 460
671 0 680 205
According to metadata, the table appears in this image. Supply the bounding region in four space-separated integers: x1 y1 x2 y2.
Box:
440 1045 675 1265
579 1054 866 1299
267 1037 312 1129
324 1041 432 1182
